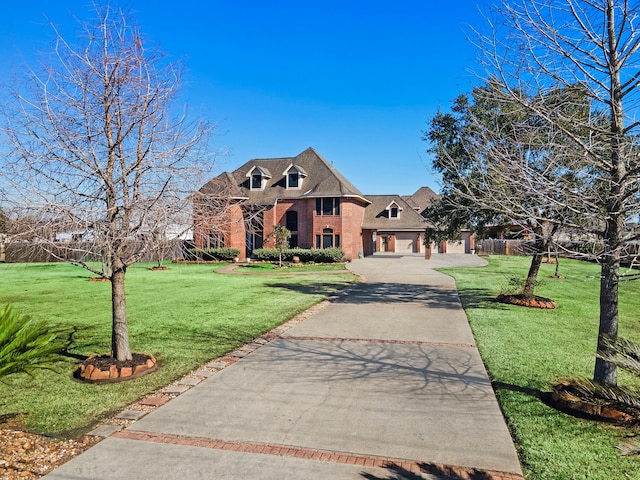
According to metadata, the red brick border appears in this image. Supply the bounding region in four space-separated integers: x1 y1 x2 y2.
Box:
113 430 523 480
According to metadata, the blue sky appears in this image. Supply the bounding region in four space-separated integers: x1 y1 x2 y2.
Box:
0 1 487 195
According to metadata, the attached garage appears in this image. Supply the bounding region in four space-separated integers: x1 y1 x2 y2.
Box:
361 194 430 256
395 233 419 253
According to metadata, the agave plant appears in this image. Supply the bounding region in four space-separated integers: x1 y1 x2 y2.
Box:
598 335 640 376
563 336 640 412
0 304 70 380
556 335 640 455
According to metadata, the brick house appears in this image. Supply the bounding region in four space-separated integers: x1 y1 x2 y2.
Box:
195 148 370 260
194 147 451 260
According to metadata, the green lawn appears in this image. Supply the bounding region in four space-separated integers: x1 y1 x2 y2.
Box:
0 261 357 437
440 256 640 480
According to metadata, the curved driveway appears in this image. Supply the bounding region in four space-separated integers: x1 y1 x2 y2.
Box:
45 253 523 480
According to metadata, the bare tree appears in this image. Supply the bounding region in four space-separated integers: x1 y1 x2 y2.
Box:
192 175 249 259
471 0 640 386
2 2 214 362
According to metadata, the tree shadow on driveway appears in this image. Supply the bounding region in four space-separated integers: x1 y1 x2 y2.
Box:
268 281 482 311
259 337 494 399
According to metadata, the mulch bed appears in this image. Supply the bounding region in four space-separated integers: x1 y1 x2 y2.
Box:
75 353 157 383
496 293 557 309
549 380 639 426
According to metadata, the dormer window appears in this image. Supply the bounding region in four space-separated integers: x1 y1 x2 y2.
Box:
288 172 299 188
251 173 262 189
283 164 307 190
386 201 402 219
246 165 272 191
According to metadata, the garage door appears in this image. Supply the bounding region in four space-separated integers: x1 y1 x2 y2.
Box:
395 233 417 253
446 240 466 253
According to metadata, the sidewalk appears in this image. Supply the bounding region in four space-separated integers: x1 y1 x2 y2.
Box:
44 254 523 480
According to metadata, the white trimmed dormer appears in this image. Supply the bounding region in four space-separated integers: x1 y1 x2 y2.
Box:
283 163 307 190
246 165 272 191
385 201 402 219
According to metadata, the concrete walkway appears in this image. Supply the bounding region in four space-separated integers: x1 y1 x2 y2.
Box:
44 253 523 480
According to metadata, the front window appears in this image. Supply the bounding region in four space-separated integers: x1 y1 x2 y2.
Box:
315 197 340 216
316 228 339 249
206 231 225 249
286 210 298 232
390 206 399 218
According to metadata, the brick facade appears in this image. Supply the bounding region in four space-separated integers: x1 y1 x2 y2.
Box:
195 148 445 261
261 198 365 260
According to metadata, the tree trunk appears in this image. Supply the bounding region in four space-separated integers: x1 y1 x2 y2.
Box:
594 3 623 386
595 254 619 386
522 227 553 299
522 252 543 299
111 258 132 362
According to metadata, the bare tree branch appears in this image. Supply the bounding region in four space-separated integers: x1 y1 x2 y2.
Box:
1 2 217 361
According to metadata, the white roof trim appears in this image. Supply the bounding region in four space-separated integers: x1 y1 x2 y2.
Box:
246 165 272 179
385 201 403 211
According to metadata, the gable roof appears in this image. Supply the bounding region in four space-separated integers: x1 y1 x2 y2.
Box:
221 147 370 206
246 165 272 179
402 186 439 218
362 194 432 231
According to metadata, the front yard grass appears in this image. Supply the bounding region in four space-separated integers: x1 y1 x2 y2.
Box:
0 261 357 437
440 256 640 480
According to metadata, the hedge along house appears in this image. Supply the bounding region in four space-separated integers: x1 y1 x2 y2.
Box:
194 148 371 260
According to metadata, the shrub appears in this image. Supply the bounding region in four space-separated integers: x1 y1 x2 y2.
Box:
0 305 70 380
500 275 545 296
187 247 240 261
251 248 345 263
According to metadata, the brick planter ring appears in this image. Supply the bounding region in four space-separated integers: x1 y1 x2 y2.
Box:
76 354 157 383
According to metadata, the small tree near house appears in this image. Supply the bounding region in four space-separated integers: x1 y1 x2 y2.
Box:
268 224 291 268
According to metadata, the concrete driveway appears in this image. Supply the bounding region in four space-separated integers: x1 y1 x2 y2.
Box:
44 253 522 480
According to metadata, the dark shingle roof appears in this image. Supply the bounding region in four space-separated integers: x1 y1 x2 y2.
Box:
362 194 432 230
199 171 247 199
402 186 439 218
206 147 370 206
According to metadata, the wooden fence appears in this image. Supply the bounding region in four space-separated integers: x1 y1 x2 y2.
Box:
474 239 531 256
1 241 189 264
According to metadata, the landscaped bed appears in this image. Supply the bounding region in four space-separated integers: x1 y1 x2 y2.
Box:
0 261 357 436
439 255 640 480
235 262 348 272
